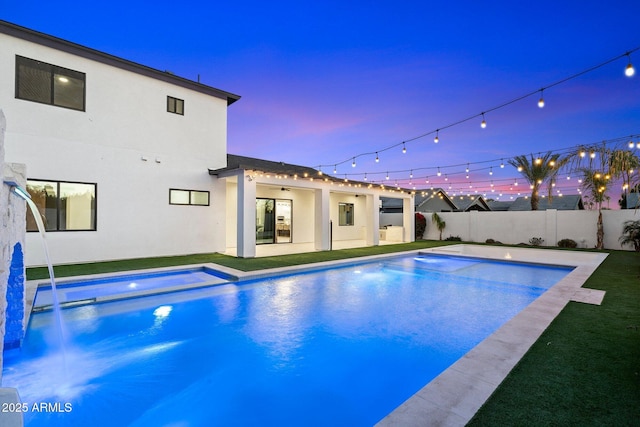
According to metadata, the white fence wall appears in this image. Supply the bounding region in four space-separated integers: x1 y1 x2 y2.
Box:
416 209 640 250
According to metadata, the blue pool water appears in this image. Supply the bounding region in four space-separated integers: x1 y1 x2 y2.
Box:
33 267 232 309
2 255 572 426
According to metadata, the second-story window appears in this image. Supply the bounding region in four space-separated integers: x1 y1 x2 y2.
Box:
167 96 184 115
15 55 86 111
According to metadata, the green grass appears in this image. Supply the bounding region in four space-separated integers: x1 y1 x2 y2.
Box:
25 242 640 425
467 250 640 426
26 240 457 280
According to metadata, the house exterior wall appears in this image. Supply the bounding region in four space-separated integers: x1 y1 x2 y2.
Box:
1 32 230 266
256 186 315 244
330 193 368 241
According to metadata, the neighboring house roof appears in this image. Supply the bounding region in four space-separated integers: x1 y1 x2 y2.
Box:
450 194 491 212
383 189 492 212
486 200 513 211
415 189 458 212
625 192 639 209
507 195 584 211
211 154 416 193
0 20 241 106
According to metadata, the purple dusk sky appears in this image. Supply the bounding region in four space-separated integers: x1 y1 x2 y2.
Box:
2 1 639 206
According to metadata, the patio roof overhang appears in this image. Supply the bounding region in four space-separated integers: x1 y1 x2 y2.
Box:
209 154 416 195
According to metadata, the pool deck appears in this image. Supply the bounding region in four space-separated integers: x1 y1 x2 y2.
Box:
24 244 608 426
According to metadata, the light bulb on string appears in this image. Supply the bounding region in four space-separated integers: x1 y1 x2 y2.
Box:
538 89 545 108
500 159 504 168
386 172 389 180
402 142 406 154
333 165 337 174
352 157 356 167
410 170 413 179
434 130 439 144
489 167 493 175
364 173 368 181
465 164 469 173
480 113 487 128
625 53 635 77
437 167 441 177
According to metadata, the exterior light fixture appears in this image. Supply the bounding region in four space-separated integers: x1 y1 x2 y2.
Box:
489 167 493 175
410 170 413 178
352 157 356 167
517 166 523 172
434 130 439 143
480 113 487 128
579 149 586 158
535 158 542 165
375 152 380 162
333 165 337 174
500 159 504 168
590 151 596 159
364 173 367 181
402 142 407 154
625 53 635 77
538 89 545 108
465 164 469 173
386 172 389 180
437 167 441 177
630 141 635 149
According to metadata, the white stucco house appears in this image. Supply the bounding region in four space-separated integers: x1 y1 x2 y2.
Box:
1 21 414 266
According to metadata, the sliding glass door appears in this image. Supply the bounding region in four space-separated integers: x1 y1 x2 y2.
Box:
256 198 292 244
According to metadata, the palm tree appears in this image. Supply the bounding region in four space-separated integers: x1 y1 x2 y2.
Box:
508 152 566 210
568 144 636 249
431 212 446 240
610 150 640 208
619 220 640 251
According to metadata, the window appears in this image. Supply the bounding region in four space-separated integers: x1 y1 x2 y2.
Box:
26 180 96 232
169 189 209 206
338 202 354 226
167 96 184 115
16 56 86 111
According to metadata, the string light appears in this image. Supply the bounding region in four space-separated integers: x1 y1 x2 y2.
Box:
480 113 487 129
434 130 439 144
402 142 407 154
437 167 441 177
352 157 356 167
375 152 380 162
386 172 389 180
538 89 545 108
333 165 337 174
500 159 504 168
489 167 493 175
316 48 639 171
626 52 635 77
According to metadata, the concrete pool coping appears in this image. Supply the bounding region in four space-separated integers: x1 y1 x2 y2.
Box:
24 244 608 426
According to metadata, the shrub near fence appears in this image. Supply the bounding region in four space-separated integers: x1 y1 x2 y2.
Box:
419 209 640 250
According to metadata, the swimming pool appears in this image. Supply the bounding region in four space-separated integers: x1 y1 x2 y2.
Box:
2 254 572 426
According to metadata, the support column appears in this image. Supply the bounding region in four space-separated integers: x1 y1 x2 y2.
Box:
236 172 256 258
366 194 380 246
314 187 330 251
402 196 415 242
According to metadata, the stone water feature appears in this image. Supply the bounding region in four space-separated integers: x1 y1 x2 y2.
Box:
1 109 27 425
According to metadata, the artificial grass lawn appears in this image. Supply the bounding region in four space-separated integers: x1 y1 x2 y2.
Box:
468 250 640 426
25 242 639 425
25 240 457 280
